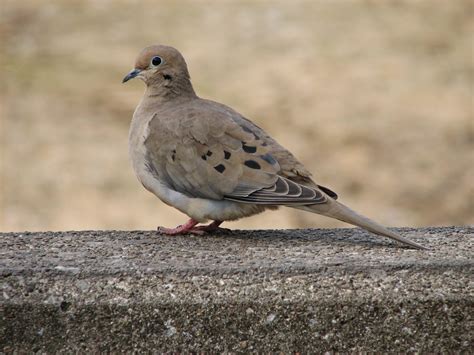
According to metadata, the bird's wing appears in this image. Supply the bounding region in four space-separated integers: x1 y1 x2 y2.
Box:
229 110 338 200
144 100 331 205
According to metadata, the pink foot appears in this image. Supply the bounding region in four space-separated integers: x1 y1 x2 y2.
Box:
157 220 228 236
192 220 226 232
157 219 203 235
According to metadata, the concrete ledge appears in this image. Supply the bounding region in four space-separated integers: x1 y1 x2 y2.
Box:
1 226 472 352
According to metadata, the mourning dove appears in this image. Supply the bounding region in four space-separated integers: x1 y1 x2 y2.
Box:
123 44 426 250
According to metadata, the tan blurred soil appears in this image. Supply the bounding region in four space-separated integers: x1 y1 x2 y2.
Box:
1 0 473 232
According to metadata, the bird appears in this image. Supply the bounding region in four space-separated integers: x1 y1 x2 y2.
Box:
122 44 426 250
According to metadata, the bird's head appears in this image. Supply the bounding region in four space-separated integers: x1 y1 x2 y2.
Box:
123 45 193 93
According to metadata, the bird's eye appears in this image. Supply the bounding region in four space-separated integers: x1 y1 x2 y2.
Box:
151 56 162 66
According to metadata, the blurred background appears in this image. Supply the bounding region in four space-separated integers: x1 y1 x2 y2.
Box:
1 0 473 232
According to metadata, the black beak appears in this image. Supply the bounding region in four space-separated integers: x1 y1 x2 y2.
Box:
122 69 141 83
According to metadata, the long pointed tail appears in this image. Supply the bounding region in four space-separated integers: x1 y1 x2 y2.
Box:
298 199 427 250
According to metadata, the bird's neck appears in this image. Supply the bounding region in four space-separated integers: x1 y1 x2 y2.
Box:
145 76 197 101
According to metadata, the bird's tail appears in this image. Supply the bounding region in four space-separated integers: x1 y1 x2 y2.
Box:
297 199 427 250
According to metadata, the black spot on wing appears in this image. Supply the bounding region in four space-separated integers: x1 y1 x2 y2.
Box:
260 153 277 165
241 125 253 133
214 164 226 173
201 155 207 160
206 150 213 157
224 151 231 159
244 160 261 169
317 184 338 199
240 124 260 140
242 142 257 154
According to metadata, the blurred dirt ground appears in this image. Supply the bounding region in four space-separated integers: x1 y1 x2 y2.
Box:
1 0 473 232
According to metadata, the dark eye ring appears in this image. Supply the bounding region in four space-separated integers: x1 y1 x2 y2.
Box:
151 56 162 66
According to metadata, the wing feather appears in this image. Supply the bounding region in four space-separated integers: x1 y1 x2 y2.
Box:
225 176 327 205
144 99 336 205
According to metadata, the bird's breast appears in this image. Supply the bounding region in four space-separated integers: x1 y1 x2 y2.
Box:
128 109 157 187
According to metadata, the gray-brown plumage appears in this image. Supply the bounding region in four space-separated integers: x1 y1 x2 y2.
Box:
123 44 427 249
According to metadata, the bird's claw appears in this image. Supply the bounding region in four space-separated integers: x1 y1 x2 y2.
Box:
157 219 225 236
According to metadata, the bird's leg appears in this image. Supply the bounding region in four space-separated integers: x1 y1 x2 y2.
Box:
157 218 204 235
192 220 228 232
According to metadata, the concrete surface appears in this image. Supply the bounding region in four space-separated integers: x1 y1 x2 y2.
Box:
0 226 472 352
